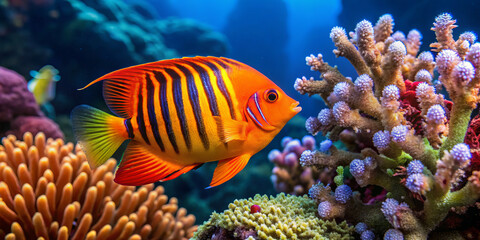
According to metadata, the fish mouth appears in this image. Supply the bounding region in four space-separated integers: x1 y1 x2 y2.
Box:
291 101 302 113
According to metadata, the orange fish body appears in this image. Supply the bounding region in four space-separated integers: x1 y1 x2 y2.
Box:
71 57 301 187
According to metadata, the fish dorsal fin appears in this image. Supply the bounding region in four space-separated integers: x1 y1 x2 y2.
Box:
79 69 144 119
213 116 247 143
78 57 223 118
207 154 251 188
77 61 171 118
114 141 187 186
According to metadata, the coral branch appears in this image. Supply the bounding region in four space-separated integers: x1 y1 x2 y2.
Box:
293 13 480 239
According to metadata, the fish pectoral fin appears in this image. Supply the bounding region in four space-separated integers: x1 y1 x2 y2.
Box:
207 154 251 188
213 116 247 143
114 141 185 186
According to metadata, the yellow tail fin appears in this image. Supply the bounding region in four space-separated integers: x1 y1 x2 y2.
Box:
71 105 128 168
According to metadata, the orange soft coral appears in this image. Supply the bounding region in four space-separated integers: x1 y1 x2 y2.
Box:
0 132 197 239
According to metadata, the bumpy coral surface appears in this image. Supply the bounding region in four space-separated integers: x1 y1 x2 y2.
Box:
193 193 354 240
295 13 480 239
0 132 197 239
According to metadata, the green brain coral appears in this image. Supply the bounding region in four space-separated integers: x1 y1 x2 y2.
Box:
193 193 354 240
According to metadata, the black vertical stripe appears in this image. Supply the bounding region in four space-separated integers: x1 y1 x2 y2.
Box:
181 60 220 116
145 73 165 151
165 68 192 150
136 81 150 145
219 58 242 67
198 59 236 120
124 119 134 139
175 63 209 150
153 71 179 154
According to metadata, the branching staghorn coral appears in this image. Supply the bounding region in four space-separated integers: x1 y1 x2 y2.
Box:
0 132 197 239
295 13 480 239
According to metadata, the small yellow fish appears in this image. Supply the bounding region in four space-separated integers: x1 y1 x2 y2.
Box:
28 65 60 105
71 57 301 187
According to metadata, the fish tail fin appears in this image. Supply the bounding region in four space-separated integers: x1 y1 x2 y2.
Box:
71 105 128 168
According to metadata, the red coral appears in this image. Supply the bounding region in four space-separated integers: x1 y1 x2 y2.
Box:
399 80 453 135
465 114 480 170
250 205 261 213
399 80 426 134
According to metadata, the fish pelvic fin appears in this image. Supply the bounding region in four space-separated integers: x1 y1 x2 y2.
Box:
207 154 251 188
71 105 128 168
114 141 187 186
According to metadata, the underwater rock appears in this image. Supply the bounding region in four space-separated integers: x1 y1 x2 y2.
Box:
158 18 228 57
0 132 197 239
193 193 354 240
0 67 62 139
1 0 228 114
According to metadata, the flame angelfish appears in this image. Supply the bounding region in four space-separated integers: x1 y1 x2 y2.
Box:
71 57 301 187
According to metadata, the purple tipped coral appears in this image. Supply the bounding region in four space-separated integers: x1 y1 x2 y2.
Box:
350 159 366 178
318 109 333 125
269 136 329 196
426 105 446 124
355 222 368 234
450 143 471 166
391 125 408 142
335 185 352 204
373 130 390 150
384 229 404 240
405 173 428 194
355 74 374 92
407 160 424 175
453 60 475 84
293 13 480 239
360 230 375 240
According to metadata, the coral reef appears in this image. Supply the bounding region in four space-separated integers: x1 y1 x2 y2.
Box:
269 136 337 196
294 13 480 239
0 67 62 139
0 132 197 239
192 193 354 240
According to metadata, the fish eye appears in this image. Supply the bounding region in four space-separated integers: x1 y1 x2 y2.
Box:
264 89 278 103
